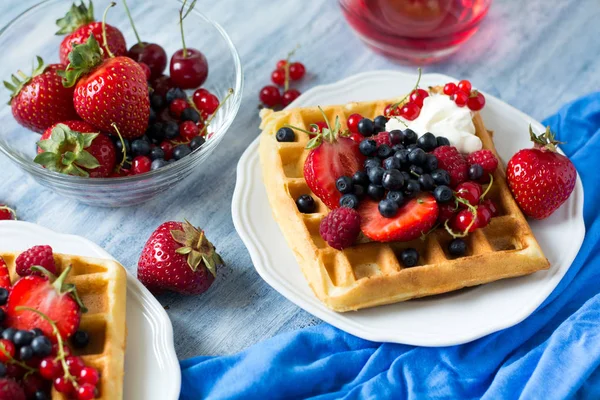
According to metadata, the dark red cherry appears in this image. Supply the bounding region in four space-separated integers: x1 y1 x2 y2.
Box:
128 42 168 80
169 48 209 89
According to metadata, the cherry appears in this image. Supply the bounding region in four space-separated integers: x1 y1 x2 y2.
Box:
180 121 199 141
456 182 483 206
282 89 301 106
79 367 100 386
438 203 457 224
196 93 219 115
138 62 151 80
65 356 85 376
151 75 176 97
170 48 209 89
132 156 152 174
476 205 492 228
276 60 288 69
310 121 328 134
453 91 469 107
54 376 75 394
159 141 174 160
481 198 498 217
467 92 486 111
0 205 15 221
400 102 421 120
128 43 168 79
289 62 306 80
443 82 457 96
409 88 429 107
39 357 61 379
259 85 281 107
347 113 363 133
457 80 472 93
0 339 15 362
77 384 97 400
271 69 286 86
450 209 478 233
170 99 189 118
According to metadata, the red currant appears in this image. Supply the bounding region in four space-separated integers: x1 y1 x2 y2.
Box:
451 209 478 233
476 206 492 228
282 89 301 106
54 376 75 394
180 121 199 141
467 92 486 111
197 93 219 115
79 367 100 386
276 59 288 69
456 182 483 206
384 104 401 117
259 85 281 107
310 121 328 134
132 156 152 175
271 69 286 86
409 88 429 107
159 141 174 160
0 205 15 221
457 80 472 93
39 357 61 379
289 62 306 80
169 48 209 89
453 91 469 107
51 343 71 357
65 356 85 376
169 98 188 118
438 203 458 224
481 199 498 217
399 102 421 120
443 82 457 96
0 339 15 363
347 113 363 133
138 62 151 81
77 384 97 400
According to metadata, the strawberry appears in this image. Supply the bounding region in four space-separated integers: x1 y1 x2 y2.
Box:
507 126 577 219
61 35 150 139
138 221 223 295
303 117 365 210
0 378 25 400
56 1 126 65
6 266 86 342
3 57 78 133
15 245 57 277
359 193 439 242
34 121 116 178
432 145 468 187
0 257 11 290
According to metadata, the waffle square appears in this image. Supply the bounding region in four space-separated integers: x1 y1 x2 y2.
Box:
0 252 127 399
259 96 550 312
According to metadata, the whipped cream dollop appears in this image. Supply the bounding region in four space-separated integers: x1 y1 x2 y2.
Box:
385 94 482 154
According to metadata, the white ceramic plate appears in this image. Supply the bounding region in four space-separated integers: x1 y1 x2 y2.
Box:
0 221 180 399
232 70 585 346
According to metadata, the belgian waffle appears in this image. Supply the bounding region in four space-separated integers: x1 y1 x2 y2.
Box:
1 252 127 400
259 95 550 312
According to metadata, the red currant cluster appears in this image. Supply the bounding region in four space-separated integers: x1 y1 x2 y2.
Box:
259 52 306 108
443 79 486 111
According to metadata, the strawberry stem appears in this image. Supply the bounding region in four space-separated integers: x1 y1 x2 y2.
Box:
102 2 116 58
122 0 142 46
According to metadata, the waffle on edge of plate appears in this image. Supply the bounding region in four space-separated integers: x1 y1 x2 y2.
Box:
0 251 127 400
258 91 550 312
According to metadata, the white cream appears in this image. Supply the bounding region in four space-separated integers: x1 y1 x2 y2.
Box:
385 94 482 154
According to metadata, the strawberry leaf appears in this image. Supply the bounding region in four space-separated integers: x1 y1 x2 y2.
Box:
170 221 223 275
75 150 100 169
62 151 77 165
55 0 95 35
59 34 104 88
3 56 46 103
306 135 322 150
33 152 58 168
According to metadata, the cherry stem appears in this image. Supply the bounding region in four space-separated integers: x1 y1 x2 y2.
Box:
122 0 142 46
102 2 116 58
111 123 128 172
178 0 197 58
391 67 423 110
0 206 16 220
479 173 494 201
199 88 234 137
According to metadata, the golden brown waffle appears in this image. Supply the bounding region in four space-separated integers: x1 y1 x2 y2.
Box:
259 95 550 312
0 252 126 400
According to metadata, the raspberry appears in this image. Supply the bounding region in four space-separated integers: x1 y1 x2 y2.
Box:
372 131 391 147
467 149 498 176
15 245 56 277
432 146 468 187
319 207 361 250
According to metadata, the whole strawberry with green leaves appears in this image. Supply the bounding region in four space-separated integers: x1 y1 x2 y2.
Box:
60 34 150 139
138 221 223 295
507 126 577 219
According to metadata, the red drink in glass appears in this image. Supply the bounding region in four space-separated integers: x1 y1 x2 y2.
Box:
339 0 492 63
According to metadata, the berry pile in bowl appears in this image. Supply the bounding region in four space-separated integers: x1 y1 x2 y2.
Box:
0 0 242 207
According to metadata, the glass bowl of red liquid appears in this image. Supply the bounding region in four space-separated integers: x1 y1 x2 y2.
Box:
339 0 492 63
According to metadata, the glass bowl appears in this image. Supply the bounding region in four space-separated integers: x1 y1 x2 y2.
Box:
0 0 243 207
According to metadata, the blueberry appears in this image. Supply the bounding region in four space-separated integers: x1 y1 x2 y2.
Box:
389 130 405 145
132 139 151 156
357 118 375 137
340 194 359 209
437 136 451 147
377 144 393 159
163 121 179 140
379 199 398 218
0 363 5 378
352 171 369 186
151 159 168 170
173 144 192 160
1 328 15 342
408 148 426 166
417 132 437 152
151 93 166 110
431 169 451 186
146 122 165 141
387 191 404 205
409 165 424 176
150 147 165 161
418 174 435 191
367 167 385 185
404 179 421 197
448 238 467 256
296 194 316 214
276 127 295 142
113 138 131 155
140 135 151 143
190 136 206 151
394 149 410 166
406 143 418 151
359 139 377 156
400 248 419 267
34 391 49 400
0 309 5 324
166 87 187 104
424 154 438 172
30 328 43 337
31 336 52 357
149 108 157 124
0 288 7 306
367 184 385 200
364 158 380 170
383 156 401 170
373 115 388 130
391 144 405 152
403 129 418 144
181 108 201 123
382 169 405 191
400 171 411 183
353 184 365 198
336 176 353 194
13 330 33 346
19 346 33 361
469 164 484 180
433 185 453 203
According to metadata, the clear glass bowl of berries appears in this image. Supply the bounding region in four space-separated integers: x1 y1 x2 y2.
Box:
0 0 243 207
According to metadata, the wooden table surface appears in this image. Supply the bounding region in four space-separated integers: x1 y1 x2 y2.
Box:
0 0 599 358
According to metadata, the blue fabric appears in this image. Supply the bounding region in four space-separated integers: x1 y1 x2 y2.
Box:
180 92 600 400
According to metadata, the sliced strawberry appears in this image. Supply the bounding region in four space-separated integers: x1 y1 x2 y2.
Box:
0 257 11 290
304 137 365 210
372 131 391 147
6 266 85 342
359 193 439 242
